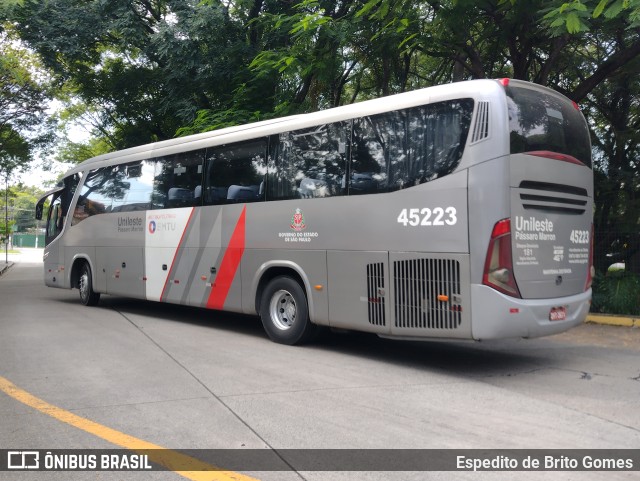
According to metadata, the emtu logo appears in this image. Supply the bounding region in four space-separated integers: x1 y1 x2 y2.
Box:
8 451 39 469
148 220 156 234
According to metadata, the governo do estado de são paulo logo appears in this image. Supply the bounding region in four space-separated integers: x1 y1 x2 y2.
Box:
290 208 306 231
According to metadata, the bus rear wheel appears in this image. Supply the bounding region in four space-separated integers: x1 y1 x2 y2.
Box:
260 276 317 345
79 263 100 306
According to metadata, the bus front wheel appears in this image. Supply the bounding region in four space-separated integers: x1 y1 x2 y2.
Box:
79 263 100 306
260 276 317 345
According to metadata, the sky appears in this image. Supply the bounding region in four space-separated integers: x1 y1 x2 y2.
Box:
20 159 72 189
18 119 90 189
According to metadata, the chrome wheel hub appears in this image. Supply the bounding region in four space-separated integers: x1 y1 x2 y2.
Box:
269 289 296 330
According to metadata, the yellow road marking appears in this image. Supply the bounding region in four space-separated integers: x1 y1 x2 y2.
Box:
0 375 260 481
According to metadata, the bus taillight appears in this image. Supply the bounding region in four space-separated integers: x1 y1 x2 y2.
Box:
525 151 585 166
483 219 521 298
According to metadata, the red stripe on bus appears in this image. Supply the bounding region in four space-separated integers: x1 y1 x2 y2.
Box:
206 206 246 310
160 207 196 302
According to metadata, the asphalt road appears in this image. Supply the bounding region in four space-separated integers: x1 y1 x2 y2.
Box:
0 255 639 480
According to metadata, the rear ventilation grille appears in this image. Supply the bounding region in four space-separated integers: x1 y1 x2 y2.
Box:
471 101 490 143
366 263 386 326
393 258 462 330
519 181 588 215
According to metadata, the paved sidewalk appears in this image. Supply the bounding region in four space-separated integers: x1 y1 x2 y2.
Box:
0 248 43 277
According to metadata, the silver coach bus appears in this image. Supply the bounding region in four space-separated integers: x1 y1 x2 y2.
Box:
36 79 594 345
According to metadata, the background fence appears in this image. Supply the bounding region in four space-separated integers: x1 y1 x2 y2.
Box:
592 230 639 316
11 233 45 249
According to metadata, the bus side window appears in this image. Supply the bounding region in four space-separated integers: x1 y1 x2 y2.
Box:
72 168 114 225
268 123 349 201
109 161 155 212
267 133 296 200
423 99 474 177
350 99 474 193
350 115 390 194
153 150 204 209
205 141 267 205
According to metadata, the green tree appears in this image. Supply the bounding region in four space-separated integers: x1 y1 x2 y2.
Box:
6 184 44 232
586 52 640 273
4 0 263 149
0 29 53 176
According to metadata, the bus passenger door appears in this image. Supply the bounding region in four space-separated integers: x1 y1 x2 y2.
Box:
327 251 390 334
145 208 199 305
146 245 194 305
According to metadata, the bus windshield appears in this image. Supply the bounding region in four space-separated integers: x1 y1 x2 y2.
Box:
506 85 591 168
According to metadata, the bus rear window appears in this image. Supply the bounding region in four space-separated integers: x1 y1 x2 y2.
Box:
506 86 591 168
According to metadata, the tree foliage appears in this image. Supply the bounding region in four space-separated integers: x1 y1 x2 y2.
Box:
6 0 638 135
0 183 44 233
4 0 254 149
0 29 53 175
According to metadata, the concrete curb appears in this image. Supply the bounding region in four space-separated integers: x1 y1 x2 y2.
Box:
586 314 640 328
0 262 13 277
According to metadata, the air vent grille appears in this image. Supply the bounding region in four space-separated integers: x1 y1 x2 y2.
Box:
393 258 462 329
471 101 490 143
366 262 386 326
519 181 588 215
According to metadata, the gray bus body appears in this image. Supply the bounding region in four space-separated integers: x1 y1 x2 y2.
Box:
37 79 594 344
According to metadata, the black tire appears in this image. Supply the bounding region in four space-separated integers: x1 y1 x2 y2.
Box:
259 276 318 345
79 262 100 306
